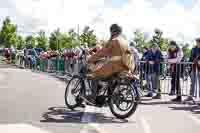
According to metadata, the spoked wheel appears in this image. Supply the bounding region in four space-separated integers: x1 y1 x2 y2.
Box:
108 81 139 119
65 75 84 110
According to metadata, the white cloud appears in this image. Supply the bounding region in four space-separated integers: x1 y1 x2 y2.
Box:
91 0 200 43
0 0 200 44
1 0 104 34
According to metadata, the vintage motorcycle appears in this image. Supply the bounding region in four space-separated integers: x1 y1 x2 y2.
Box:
64 50 140 119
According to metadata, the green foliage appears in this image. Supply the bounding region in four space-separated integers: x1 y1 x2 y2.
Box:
132 28 170 53
49 28 82 51
151 28 169 51
16 35 25 50
36 30 48 50
0 16 193 56
133 29 149 53
159 38 169 51
49 29 62 50
67 29 80 48
80 26 97 47
59 33 70 49
25 35 36 48
182 43 191 58
0 16 18 48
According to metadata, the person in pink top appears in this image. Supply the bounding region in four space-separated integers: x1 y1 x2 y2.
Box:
167 41 184 102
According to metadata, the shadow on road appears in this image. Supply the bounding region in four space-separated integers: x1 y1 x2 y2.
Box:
0 64 16 68
139 100 187 105
169 105 200 114
41 107 130 124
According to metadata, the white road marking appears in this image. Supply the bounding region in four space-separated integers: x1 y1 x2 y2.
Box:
80 105 97 133
187 114 200 125
89 123 109 133
80 105 109 133
80 125 90 133
81 105 96 123
0 123 52 133
140 116 152 133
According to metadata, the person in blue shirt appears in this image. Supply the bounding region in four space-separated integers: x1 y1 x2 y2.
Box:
185 37 200 101
140 47 150 91
145 43 163 99
26 49 38 69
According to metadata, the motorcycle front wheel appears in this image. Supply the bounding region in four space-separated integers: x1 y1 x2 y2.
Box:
65 75 84 110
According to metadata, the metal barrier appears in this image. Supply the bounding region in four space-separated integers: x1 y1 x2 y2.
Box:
36 57 81 74
138 61 200 99
14 54 200 101
15 55 25 68
47 58 57 73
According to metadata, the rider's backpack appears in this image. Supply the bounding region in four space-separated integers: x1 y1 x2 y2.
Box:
117 37 135 72
122 48 135 72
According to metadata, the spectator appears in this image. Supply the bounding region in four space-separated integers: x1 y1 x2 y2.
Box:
142 47 149 60
69 48 75 72
11 46 16 63
34 48 44 69
64 49 71 72
145 44 163 99
27 48 38 69
4 48 11 62
76 46 83 72
185 37 200 101
129 42 140 65
168 41 184 102
0 48 3 56
23 47 30 67
141 47 150 89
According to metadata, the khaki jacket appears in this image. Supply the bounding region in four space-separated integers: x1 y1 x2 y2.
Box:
88 36 129 78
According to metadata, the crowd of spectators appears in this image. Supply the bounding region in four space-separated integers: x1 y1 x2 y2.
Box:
140 39 200 102
1 38 199 102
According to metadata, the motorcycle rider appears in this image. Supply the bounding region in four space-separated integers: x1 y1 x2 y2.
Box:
87 24 134 104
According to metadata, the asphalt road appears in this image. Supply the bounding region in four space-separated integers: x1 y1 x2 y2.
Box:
0 64 200 133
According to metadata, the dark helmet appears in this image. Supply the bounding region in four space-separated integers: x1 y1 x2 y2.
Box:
130 42 134 46
195 37 200 42
110 24 122 34
169 40 177 47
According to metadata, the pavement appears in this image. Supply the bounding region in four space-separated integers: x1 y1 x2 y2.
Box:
0 64 200 133
0 56 5 64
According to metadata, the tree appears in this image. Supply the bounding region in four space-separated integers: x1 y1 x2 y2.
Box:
25 35 36 48
59 33 75 49
0 16 18 48
182 43 191 59
68 29 80 48
159 38 169 51
36 30 48 50
59 29 80 50
49 29 62 50
80 26 97 47
16 35 25 50
133 29 148 53
151 28 169 51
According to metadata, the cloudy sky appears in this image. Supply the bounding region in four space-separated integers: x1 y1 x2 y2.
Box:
0 0 200 43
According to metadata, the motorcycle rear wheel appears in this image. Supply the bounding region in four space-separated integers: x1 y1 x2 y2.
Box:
108 81 139 119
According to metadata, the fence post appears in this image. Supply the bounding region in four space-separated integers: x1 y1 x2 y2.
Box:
196 69 200 101
59 57 65 75
39 58 44 72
